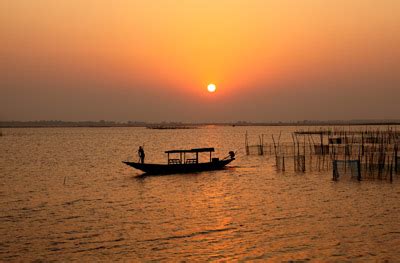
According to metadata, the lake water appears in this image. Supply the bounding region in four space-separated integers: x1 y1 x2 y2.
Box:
1 126 400 261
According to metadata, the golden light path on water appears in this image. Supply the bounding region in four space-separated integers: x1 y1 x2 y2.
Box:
1 126 400 261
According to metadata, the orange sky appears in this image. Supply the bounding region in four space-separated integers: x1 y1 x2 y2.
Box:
1 0 399 121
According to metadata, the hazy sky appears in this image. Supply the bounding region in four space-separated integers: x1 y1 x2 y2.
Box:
1 0 399 122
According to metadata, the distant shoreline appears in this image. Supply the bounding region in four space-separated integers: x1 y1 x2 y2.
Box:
1 121 400 128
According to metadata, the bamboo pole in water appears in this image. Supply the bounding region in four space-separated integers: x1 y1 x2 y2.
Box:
395 144 398 174
245 131 249 155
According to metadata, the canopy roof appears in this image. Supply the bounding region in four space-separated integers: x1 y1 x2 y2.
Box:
165 147 215 154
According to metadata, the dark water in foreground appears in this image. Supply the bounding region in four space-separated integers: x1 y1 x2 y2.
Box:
1 126 400 261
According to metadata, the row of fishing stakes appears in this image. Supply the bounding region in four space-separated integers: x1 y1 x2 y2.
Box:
245 127 400 181
245 131 307 172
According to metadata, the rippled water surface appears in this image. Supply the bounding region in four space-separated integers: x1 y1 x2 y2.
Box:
1 126 400 261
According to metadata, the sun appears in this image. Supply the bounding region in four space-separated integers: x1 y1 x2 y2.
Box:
207 84 216 93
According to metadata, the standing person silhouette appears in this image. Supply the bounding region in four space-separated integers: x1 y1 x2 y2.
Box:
138 146 145 164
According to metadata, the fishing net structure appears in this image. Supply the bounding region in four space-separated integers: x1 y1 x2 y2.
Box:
245 128 399 181
246 145 273 155
294 155 306 172
275 155 286 171
332 160 361 180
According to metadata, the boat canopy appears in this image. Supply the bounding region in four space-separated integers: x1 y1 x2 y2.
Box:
165 148 215 154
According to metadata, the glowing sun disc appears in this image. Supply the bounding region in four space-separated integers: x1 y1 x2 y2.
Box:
207 84 216 93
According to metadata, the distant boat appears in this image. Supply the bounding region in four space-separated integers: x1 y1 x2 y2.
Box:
146 125 197 129
123 147 235 175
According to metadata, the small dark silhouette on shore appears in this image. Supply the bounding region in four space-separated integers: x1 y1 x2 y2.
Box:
138 146 145 163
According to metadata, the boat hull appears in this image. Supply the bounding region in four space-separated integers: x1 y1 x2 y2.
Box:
123 158 234 175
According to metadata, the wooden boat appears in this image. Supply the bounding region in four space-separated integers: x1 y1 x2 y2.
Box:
123 147 235 175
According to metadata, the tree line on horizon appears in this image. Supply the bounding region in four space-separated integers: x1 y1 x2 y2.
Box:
1 119 399 128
